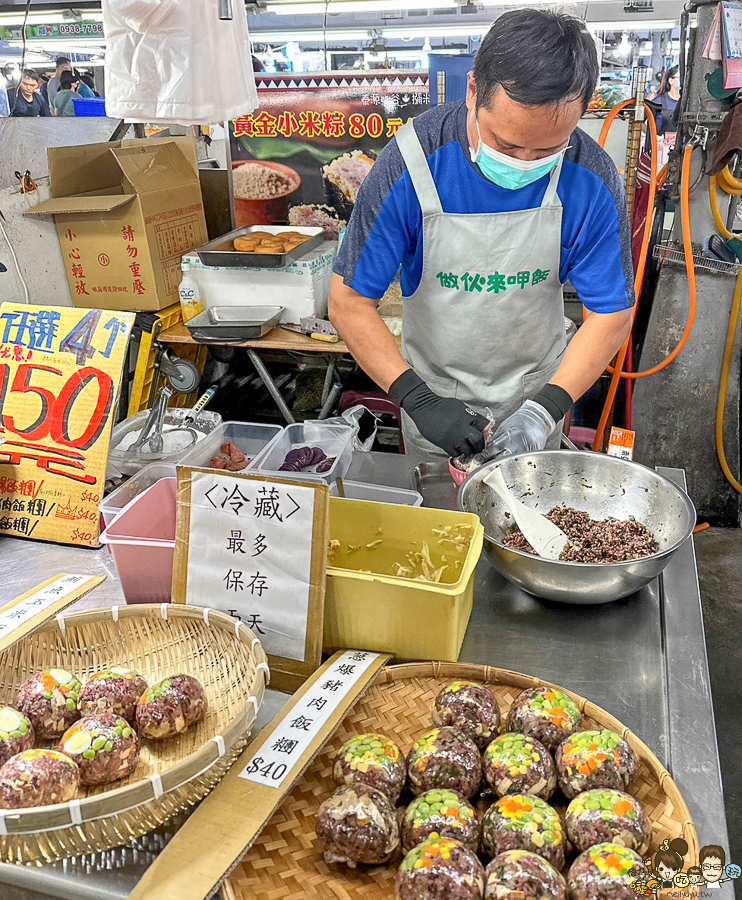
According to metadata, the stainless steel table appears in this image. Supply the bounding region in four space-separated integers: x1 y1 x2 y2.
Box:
0 451 729 900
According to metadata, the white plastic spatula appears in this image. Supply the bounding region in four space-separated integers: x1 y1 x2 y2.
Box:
483 466 570 560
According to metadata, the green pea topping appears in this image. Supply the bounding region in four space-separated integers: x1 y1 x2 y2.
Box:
92 737 106 751
82 749 95 759
44 691 52 700
122 728 132 739
65 699 76 711
104 740 114 752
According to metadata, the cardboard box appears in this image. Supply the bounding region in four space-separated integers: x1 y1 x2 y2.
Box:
27 137 208 312
183 241 335 325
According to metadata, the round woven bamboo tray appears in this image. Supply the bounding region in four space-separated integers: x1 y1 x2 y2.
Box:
225 661 697 900
0 604 268 865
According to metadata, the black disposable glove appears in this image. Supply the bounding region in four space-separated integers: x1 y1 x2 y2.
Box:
389 369 488 457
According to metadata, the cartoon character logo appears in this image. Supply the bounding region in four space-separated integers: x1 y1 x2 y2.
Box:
653 839 689 889
687 866 705 889
698 846 739 889
631 839 739 896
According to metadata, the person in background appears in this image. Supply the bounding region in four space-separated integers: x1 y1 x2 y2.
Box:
653 66 680 135
46 56 71 111
75 73 96 99
53 70 80 117
9 69 50 117
646 68 664 101
79 74 100 97
38 73 50 106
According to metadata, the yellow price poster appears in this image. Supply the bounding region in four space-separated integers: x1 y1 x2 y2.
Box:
0 304 134 547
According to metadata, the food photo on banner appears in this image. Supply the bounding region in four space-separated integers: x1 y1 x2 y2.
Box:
228 72 429 230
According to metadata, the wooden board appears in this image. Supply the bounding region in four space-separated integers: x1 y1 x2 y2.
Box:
128 650 390 900
159 322 403 355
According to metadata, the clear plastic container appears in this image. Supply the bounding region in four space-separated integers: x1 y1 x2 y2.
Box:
99 478 177 604
329 480 423 506
177 421 283 471
108 409 222 477
253 421 354 484
100 463 177 529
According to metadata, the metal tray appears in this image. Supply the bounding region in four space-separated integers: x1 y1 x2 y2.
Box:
410 461 460 511
185 306 284 344
196 225 324 269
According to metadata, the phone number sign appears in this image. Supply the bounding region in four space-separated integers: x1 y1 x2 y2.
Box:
0 304 134 547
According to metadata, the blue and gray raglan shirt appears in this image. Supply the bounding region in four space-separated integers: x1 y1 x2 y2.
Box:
334 100 635 313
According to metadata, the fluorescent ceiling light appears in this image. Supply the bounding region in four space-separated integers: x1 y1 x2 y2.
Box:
9 40 106 51
380 24 487 37
588 19 676 30
0 53 49 63
252 28 370 40
365 47 461 58
268 0 455 11
252 23 482 41
0 11 104 25
8 41 105 56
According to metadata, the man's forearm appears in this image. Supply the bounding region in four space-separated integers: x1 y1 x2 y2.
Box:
328 274 410 392
549 308 632 401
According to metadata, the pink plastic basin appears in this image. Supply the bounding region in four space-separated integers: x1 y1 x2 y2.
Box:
99 478 177 604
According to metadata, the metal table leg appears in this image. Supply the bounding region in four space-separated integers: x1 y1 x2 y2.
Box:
246 349 295 424
321 358 336 407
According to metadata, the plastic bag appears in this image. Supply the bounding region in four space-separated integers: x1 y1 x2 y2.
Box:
340 404 378 452
452 407 498 474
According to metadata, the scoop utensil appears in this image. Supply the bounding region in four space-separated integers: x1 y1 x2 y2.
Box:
483 465 570 560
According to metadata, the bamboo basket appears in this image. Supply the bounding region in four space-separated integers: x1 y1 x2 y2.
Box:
225 661 697 900
0 604 268 865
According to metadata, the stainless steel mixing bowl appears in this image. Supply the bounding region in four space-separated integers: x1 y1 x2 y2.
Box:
458 450 696 604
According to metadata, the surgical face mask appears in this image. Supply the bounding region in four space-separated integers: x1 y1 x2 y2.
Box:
470 119 566 190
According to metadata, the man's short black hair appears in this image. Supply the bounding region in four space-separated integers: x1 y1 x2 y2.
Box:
60 70 75 90
56 56 71 67
474 10 599 113
21 69 39 82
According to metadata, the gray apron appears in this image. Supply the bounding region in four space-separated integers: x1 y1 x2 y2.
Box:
395 120 567 457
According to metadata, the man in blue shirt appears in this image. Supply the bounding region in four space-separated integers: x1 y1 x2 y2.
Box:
330 9 633 459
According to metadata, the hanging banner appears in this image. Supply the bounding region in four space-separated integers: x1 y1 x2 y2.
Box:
0 304 134 547
0 22 103 40
228 71 429 228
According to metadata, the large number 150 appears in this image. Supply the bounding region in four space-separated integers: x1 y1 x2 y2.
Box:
0 363 114 451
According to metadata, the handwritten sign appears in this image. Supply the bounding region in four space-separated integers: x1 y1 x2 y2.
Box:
0 304 134 547
0 574 105 653
239 650 381 788
173 467 329 692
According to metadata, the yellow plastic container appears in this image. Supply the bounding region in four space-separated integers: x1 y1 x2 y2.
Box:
324 498 484 661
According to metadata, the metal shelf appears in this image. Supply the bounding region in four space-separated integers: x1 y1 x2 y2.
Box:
653 240 741 276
